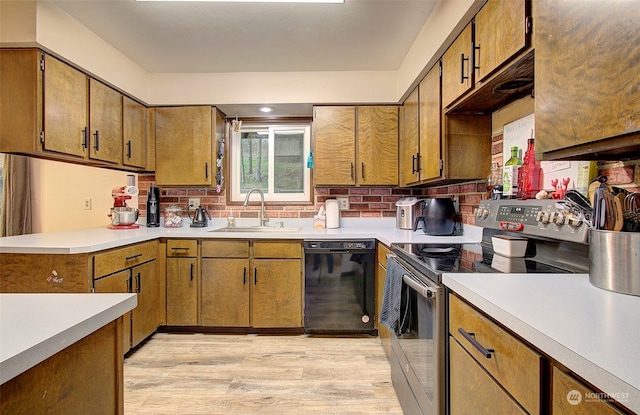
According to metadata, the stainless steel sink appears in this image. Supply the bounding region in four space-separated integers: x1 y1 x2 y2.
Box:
209 226 301 233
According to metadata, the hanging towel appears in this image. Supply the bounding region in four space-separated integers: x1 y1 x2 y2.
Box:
379 257 405 334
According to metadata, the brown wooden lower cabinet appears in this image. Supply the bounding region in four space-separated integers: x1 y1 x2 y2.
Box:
166 257 199 326
449 336 527 415
201 258 250 327
376 242 391 358
552 367 624 415
0 320 125 415
252 259 302 328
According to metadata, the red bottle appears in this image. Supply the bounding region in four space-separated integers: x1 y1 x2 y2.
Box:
517 138 543 199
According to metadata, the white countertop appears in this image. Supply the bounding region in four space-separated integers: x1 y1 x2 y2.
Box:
444 273 640 414
0 218 483 254
0 293 137 384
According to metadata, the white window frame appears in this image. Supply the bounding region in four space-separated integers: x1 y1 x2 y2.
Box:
230 123 311 203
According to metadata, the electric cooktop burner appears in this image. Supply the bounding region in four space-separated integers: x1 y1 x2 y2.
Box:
391 242 573 283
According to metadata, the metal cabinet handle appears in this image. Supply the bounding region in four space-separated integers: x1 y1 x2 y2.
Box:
361 162 365 179
416 153 421 173
136 272 141 293
127 275 132 293
243 267 247 285
412 154 417 174
205 162 209 179
190 263 194 281
254 268 257 285
93 130 100 151
171 247 190 251
126 140 132 158
458 327 494 358
460 53 469 83
473 45 481 73
82 127 88 149
125 253 142 260
350 163 354 180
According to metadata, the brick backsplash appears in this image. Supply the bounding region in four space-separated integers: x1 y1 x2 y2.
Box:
138 138 639 226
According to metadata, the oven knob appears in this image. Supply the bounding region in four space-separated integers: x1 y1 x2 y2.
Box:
475 207 489 219
536 211 550 224
552 211 566 225
567 216 582 227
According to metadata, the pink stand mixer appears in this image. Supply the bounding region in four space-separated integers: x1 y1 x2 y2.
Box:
108 174 140 229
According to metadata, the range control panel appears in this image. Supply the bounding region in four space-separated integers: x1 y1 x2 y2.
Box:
475 199 589 243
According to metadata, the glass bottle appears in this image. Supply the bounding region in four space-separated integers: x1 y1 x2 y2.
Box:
517 138 543 199
502 146 522 199
486 161 502 199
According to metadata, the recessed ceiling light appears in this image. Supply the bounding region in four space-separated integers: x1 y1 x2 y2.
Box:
258 106 275 113
137 0 344 3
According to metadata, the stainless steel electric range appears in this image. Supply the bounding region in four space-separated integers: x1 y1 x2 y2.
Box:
385 199 590 415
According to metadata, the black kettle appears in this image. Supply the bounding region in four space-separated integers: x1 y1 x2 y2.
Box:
413 198 457 235
189 206 210 228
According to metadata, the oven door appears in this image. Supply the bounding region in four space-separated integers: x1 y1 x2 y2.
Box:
390 257 445 415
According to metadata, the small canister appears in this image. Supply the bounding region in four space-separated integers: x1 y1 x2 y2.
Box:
164 205 183 228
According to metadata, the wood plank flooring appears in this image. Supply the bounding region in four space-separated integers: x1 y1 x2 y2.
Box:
124 333 403 414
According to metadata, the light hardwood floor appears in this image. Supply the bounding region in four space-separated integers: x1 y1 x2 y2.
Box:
124 333 403 414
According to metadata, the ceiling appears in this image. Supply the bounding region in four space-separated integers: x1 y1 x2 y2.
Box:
51 0 438 116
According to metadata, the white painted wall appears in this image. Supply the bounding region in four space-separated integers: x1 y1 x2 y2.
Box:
30 159 138 233
1 0 478 105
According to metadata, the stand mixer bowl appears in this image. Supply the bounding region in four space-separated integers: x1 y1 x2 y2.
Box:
110 207 139 226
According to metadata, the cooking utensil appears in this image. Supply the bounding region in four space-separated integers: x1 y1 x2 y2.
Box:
624 192 640 231
189 206 211 228
591 175 608 230
109 207 139 226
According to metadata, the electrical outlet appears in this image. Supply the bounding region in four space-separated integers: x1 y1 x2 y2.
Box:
188 198 201 209
83 198 92 210
336 197 349 210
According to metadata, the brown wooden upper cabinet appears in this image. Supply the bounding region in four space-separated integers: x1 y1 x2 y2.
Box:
122 96 148 169
89 78 122 164
473 0 528 84
441 24 473 110
401 63 442 186
535 0 640 160
154 106 223 186
0 48 150 171
442 0 530 110
313 106 398 186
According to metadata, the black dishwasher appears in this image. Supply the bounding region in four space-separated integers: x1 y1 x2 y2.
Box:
304 240 376 335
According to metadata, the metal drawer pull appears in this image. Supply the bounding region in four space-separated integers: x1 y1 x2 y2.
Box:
171 247 190 251
125 253 142 260
458 328 494 358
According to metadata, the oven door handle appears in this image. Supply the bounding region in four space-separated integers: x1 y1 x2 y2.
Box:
402 274 436 299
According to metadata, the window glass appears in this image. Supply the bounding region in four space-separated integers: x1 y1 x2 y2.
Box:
231 123 311 203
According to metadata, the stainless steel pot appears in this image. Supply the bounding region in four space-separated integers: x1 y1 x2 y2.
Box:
110 207 139 226
589 229 640 296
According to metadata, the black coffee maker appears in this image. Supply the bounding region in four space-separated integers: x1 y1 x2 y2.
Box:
146 184 161 227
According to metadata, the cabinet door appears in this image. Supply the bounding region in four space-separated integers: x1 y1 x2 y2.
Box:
131 260 159 346
474 0 528 83
357 106 398 186
166 258 198 326
418 63 442 182
400 87 420 186
43 54 88 157
552 367 624 415
155 106 213 186
535 1 640 157
201 258 250 327
252 259 302 328
441 24 473 109
94 270 131 353
313 106 356 186
89 78 122 164
123 96 147 169
450 337 527 415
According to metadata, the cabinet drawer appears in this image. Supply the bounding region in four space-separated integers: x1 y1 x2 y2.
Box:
253 241 302 259
166 239 198 257
201 240 249 258
93 241 157 279
449 294 542 414
552 367 624 415
450 337 527 415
